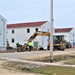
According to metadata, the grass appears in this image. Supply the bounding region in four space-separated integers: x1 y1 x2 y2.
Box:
2 54 75 75
2 61 75 75
31 54 75 65
64 55 75 65
30 66 75 75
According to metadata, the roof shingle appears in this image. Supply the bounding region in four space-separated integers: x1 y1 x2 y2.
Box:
7 21 47 28
55 28 73 33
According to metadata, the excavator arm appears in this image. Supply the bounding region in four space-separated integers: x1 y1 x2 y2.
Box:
28 31 50 42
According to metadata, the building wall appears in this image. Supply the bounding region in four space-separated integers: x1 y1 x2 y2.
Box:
0 15 7 50
70 29 75 44
41 21 55 49
31 22 54 49
54 32 70 42
7 21 53 49
41 22 50 49
7 26 41 48
54 28 75 45
7 21 54 49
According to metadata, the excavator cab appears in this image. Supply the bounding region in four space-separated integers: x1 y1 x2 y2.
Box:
53 35 66 50
47 35 66 50
53 35 65 44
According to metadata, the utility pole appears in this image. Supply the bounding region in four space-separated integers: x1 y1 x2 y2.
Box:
50 0 53 62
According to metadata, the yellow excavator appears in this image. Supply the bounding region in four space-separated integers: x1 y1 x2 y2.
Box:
27 31 66 50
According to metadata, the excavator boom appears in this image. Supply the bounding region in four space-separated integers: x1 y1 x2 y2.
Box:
28 31 50 42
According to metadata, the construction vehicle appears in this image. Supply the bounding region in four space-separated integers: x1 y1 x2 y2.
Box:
16 31 50 51
27 31 66 50
54 35 66 50
16 31 66 52
27 31 50 50
47 35 66 50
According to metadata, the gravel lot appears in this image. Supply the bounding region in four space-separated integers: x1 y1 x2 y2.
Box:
0 60 42 75
0 48 75 75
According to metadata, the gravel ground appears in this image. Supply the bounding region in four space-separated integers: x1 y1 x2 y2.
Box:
0 60 42 75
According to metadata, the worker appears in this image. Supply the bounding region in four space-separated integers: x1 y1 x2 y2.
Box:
24 43 28 51
55 37 60 44
28 41 34 51
7 41 10 47
6 41 10 49
16 42 20 48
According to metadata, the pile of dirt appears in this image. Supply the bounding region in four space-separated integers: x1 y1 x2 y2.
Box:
0 49 16 53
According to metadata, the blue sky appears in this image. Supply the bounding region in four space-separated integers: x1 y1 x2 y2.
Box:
0 0 75 28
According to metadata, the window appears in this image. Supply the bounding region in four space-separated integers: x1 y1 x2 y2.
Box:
27 29 30 33
12 38 14 43
6 39 8 41
6 31 8 34
35 28 38 32
73 33 74 37
12 30 14 34
47 29 49 32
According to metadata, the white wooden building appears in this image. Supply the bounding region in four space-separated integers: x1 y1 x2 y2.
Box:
7 21 54 49
55 28 75 45
0 15 7 50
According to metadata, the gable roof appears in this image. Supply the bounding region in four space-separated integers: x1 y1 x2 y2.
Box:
7 21 47 28
55 28 73 33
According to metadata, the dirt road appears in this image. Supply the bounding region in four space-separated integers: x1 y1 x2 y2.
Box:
0 48 75 60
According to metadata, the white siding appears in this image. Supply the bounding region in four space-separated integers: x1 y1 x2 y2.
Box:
0 15 7 50
54 32 70 42
70 29 75 44
7 26 41 48
41 22 55 49
7 21 54 49
54 28 75 46
41 22 50 49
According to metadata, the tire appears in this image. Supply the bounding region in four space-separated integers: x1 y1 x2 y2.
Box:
39 47 44 50
61 48 65 51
